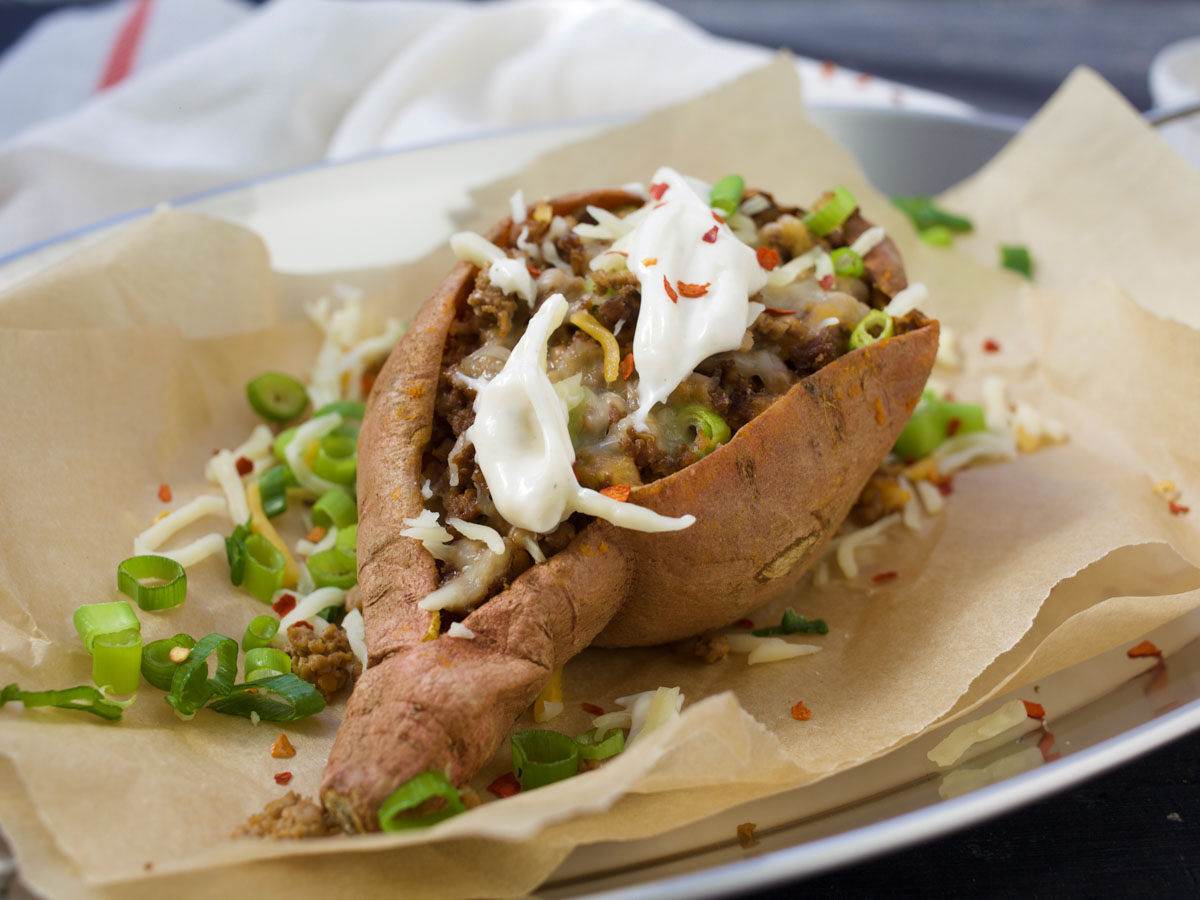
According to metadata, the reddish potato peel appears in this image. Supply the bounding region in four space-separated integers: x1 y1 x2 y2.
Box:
320 188 938 833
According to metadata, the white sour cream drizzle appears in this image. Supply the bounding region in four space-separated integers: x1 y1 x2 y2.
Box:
615 167 767 425
467 293 694 535
450 232 535 306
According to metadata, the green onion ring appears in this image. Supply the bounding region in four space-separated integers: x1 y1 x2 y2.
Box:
244 647 292 682
575 727 625 761
708 174 745 218
848 309 895 350
73 601 139 654
679 404 731 458
246 372 309 422
511 729 580 790
242 615 280 652
312 433 358 486
207 674 325 722
313 400 366 421
242 534 286 604
803 186 857 237
893 393 988 460
378 771 466 831
830 246 865 277
141 634 197 691
166 633 238 718
312 488 357 529
891 195 974 233
258 465 291 518
2 683 126 721
92 628 143 695
335 523 357 557
225 521 251 586
117 555 187 611
306 547 357 590
273 427 297 464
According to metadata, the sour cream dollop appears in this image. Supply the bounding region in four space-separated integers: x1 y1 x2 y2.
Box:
466 293 694 535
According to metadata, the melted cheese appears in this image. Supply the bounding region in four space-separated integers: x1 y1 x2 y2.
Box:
450 232 535 305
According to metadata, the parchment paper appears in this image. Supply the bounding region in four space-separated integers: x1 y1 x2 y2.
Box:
3 55 1200 899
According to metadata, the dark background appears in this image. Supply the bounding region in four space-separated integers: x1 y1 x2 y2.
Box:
0 1 1198 897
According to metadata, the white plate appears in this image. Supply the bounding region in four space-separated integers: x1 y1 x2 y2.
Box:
2 109 1198 899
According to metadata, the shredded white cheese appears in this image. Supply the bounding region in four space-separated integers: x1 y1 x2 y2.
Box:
849 225 886 257
914 479 945 516
134 494 228 553
927 698 1031 767
725 633 823 665
284 412 345 496
420 479 433 500
830 512 902 579
509 189 526 226
204 425 274 484
209 450 251 526
296 525 337 558
400 510 454 561
145 533 227 568
934 431 1018 475
279 587 344 631
343 608 368 670
935 324 961 370
447 518 505 555
621 686 684 747
884 282 929 318
447 621 477 640
766 246 824 288
450 232 535 305
899 475 922 531
738 193 771 217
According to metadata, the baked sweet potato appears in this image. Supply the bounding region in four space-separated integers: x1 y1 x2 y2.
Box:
321 178 938 832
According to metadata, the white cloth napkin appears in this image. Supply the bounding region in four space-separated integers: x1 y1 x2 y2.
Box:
0 0 971 257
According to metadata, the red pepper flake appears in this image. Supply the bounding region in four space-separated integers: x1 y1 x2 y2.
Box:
272 593 297 616
820 60 836 78
487 772 521 798
1038 731 1061 763
791 700 812 721
1169 501 1190 515
600 484 631 503
663 275 678 303
936 477 955 497
763 307 795 317
756 246 780 271
946 417 962 438
712 211 725 224
735 618 755 629
526 264 542 277
1127 640 1162 659
857 71 874 85
306 525 328 543
157 483 172 503
581 702 605 716
818 274 835 291
982 338 1001 353
871 570 899 584
273 772 293 785
654 202 668 210
235 456 254 476
1022 700 1046 719
360 370 377 397
641 256 658 266
270 733 296 758
620 352 635 381
677 281 710 298
292 621 313 631
702 224 719 243
648 182 669 201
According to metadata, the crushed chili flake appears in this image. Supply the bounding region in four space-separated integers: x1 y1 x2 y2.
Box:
756 246 780 271
654 202 667 210
791 701 812 721
711 211 725 224
1022 700 1046 719
1169 501 1190 515
270 733 296 758
527 264 543 278
677 280 710 298
857 71 874 85
1127 640 1162 659
735 618 755 629
641 256 658 266
820 60 836 78
1038 731 1061 763
982 338 1001 353
702 225 719 243
273 772 293 785
360 370 377 397
157 483 172 503
936 477 955 497
648 182 669 201
305 525 328 543
871 571 899 584
946 417 962 438
600 484 632 503
736 822 760 849
235 456 254 476
272 593 297 616
663 275 678 303
620 352 635 381
487 772 521 798
581 702 605 716
292 620 313 631
818 274 835 291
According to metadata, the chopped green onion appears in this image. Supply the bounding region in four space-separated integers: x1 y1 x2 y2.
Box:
335 524 357 557
511 729 580 790
312 488 357 529
141 634 196 691
306 548 357 590
313 400 366 421
751 607 829 637
1000 244 1034 279
891 196 974 233
919 225 954 247
893 391 988 460
225 520 252 586
312 433 357 485
246 372 309 422
803 186 857 237
1 683 126 721
831 247 865 277
679 404 731 458
273 427 297 464
243 534 286 604
117 555 187 611
92 628 143 694
207 673 325 722
243 647 292 682
709 174 745 218
259 465 291 518
575 727 625 761
73 601 139 653
848 310 895 350
166 633 238 718
242 615 280 652
378 771 466 831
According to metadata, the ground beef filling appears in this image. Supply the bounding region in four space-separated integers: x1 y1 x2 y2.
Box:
288 624 361 700
234 792 339 840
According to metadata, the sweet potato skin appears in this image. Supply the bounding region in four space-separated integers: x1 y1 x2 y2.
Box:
321 189 937 831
